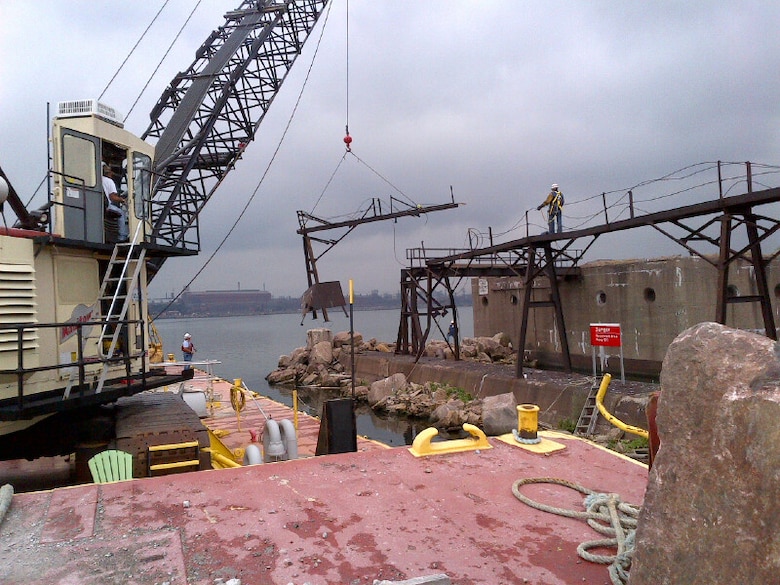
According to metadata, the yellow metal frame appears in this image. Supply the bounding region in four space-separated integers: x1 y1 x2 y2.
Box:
204 428 242 469
147 440 201 475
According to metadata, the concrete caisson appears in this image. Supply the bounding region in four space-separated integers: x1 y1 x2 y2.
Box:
472 254 779 377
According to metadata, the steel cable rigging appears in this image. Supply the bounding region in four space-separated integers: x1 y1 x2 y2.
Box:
124 1 204 122
98 1 171 101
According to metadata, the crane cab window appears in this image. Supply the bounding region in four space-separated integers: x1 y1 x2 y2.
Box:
62 134 97 187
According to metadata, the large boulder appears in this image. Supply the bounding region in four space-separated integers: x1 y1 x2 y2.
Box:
492 332 512 347
367 373 408 408
429 399 465 429
631 322 780 584
310 340 333 365
482 393 517 436
289 347 308 365
265 368 296 385
333 330 363 348
473 336 501 355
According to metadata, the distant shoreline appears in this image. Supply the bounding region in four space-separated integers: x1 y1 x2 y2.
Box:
152 305 411 319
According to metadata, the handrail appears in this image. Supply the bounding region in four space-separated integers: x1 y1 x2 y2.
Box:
595 374 649 439
0 317 147 409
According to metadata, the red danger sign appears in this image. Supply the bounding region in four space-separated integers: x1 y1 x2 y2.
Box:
590 323 622 347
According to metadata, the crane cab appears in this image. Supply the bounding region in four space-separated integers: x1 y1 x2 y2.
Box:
0 100 188 454
51 99 153 245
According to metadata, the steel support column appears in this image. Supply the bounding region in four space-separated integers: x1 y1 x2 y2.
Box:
516 244 571 377
744 211 776 339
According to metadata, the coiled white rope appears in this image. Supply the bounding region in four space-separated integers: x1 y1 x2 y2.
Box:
511 477 641 585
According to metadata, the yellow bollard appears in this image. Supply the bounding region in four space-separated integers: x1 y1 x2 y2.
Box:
515 404 541 444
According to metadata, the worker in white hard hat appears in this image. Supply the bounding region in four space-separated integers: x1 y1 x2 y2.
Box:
537 183 564 234
181 332 196 369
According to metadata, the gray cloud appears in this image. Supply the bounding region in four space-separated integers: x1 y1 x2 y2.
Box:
1 1 779 298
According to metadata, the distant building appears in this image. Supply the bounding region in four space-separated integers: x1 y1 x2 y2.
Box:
181 288 271 315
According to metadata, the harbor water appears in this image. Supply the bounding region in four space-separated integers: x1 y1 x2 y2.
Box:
153 308 473 446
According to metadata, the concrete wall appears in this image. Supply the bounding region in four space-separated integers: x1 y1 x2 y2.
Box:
472 255 779 376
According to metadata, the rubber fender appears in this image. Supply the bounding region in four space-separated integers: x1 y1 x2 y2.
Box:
263 419 287 462
278 418 298 461
181 390 207 418
243 444 263 465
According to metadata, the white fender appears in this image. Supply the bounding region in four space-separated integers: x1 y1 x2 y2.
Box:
278 418 298 461
263 419 287 462
181 390 208 418
243 443 263 465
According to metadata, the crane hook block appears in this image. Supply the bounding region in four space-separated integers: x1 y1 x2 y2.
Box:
343 134 353 151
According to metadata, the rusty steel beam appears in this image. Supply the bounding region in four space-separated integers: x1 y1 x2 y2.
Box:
297 201 460 235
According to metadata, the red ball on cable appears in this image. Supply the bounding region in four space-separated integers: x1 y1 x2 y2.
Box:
343 134 353 151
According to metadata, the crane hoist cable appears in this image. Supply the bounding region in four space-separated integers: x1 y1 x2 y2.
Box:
309 0 420 221
125 1 203 122
98 0 171 101
343 0 351 151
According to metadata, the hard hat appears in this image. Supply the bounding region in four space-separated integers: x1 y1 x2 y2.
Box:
551 183 558 189
184 333 191 339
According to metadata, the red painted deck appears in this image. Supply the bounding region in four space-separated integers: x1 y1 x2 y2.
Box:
1 437 646 583
195 372 389 458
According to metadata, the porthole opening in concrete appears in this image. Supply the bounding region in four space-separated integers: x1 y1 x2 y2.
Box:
644 287 656 302
596 290 607 306
510 294 518 305
481 296 489 306
727 284 739 298
774 284 780 298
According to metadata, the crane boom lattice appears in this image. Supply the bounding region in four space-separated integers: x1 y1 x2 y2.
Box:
143 0 329 255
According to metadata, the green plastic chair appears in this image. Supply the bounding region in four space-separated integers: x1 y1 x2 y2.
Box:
88 449 134 483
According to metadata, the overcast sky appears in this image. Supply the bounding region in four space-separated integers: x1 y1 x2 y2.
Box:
2 1 779 299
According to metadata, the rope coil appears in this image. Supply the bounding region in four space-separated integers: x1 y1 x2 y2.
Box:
511 477 641 585
230 386 246 413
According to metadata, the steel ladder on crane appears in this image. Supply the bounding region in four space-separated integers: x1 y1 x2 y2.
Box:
94 222 146 394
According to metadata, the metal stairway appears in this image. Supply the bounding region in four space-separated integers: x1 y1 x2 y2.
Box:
574 384 600 436
94 224 146 393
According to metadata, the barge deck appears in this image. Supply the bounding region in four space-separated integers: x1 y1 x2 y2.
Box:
0 369 648 584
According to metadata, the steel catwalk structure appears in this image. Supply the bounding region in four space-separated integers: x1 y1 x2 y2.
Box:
399 163 780 376
143 0 329 261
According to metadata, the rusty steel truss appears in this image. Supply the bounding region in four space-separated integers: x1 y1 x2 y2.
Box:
297 197 460 321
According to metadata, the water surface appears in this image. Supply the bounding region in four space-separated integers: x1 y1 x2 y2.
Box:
154 308 473 445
